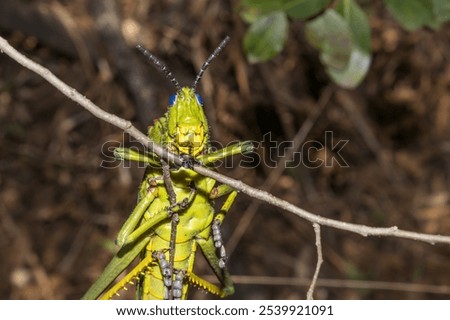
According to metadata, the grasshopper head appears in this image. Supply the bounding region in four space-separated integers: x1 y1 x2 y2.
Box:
166 87 209 157
138 36 230 157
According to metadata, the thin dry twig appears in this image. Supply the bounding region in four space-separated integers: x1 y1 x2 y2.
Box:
220 275 450 295
2 36 450 246
306 223 323 300
0 37 179 165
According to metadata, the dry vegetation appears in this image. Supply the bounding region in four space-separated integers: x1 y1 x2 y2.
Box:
0 0 449 299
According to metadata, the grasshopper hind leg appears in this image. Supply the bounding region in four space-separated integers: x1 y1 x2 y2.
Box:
195 236 235 298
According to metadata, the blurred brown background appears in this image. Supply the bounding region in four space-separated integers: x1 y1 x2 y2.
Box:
0 0 449 299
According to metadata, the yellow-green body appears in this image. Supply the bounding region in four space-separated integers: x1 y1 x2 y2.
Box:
82 87 251 300
138 167 214 299
140 88 215 299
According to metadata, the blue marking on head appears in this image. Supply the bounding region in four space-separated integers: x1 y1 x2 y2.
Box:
168 94 176 106
195 93 203 106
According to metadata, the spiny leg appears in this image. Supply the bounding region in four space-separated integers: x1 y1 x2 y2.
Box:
186 271 227 298
115 182 196 299
100 248 186 300
82 236 151 300
196 236 234 297
99 247 156 300
83 176 161 299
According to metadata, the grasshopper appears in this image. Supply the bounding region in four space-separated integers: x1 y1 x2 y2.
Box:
82 36 253 300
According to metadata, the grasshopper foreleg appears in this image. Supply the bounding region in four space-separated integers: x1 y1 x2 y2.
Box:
168 183 196 215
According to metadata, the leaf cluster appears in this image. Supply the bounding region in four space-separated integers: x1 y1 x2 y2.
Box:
241 0 450 88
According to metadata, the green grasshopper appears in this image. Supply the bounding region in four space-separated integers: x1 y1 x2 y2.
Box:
82 36 253 300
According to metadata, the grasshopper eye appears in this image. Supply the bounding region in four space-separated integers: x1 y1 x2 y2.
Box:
195 93 203 106
168 94 177 106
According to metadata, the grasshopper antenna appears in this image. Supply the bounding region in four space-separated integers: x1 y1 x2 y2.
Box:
136 44 182 92
192 36 230 90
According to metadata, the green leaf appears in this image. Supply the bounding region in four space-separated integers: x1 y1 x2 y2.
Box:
240 5 263 24
305 5 371 88
432 0 450 24
336 0 371 53
241 0 286 13
241 0 332 19
305 9 353 70
328 47 371 88
243 11 289 63
284 0 333 19
384 0 437 30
